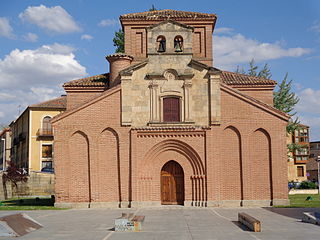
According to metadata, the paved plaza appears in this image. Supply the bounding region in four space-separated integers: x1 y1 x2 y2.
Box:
0 207 319 240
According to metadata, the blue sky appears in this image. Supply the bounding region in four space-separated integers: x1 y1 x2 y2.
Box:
0 0 320 140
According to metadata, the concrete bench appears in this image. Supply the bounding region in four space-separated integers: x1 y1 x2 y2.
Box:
238 212 261 232
115 213 145 232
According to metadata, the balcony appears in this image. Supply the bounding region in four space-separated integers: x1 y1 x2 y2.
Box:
37 128 53 138
294 155 309 164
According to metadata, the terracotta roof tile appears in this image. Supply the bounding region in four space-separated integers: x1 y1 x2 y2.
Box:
120 9 216 21
63 73 109 88
30 96 66 109
220 71 276 86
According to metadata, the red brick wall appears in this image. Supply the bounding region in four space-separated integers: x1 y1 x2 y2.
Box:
239 89 274 106
54 84 288 206
67 92 103 110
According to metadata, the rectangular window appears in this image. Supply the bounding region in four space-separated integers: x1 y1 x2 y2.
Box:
42 145 52 158
297 166 304 177
163 97 180 122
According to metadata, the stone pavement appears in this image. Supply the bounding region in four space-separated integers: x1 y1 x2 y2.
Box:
0 207 319 240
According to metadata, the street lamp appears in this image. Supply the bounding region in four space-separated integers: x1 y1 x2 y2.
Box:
317 156 320 195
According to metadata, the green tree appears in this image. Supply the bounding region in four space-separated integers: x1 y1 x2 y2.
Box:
149 4 157 11
113 29 124 53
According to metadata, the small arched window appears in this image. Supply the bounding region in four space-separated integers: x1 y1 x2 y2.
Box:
163 97 180 122
157 36 166 52
42 116 52 131
174 36 183 52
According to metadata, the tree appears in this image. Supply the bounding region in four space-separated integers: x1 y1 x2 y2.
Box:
149 4 157 11
2 162 28 199
113 29 124 53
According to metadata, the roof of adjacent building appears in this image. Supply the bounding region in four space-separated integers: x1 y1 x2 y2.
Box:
30 96 67 109
220 71 276 86
120 9 217 21
63 73 109 88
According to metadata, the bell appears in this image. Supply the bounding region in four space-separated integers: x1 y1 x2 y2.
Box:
158 41 165 52
174 42 182 52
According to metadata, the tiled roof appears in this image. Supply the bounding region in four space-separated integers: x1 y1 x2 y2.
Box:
220 71 276 86
30 96 66 109
63 73 109 88
120 9 216 21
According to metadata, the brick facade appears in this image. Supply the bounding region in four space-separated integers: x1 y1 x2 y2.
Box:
52 10 289 208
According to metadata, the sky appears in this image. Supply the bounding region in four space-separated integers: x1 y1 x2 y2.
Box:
0 0 320 140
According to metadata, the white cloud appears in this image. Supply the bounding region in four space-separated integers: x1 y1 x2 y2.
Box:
214 33 311 70
0 43 87 89
19 5 81 34
296 88 320 140
98 19 117 27
215 27 234 34
0 17 14 38
0 43 86 124
81 34 93 40
296 88 320 114
23 32 38 42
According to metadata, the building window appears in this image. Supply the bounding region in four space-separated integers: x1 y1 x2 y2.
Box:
157 36 166 52
174 36 183 52
297 166 304 177
163 97 180 122
42 116 52 133
42 161 52 169
42 144 52 159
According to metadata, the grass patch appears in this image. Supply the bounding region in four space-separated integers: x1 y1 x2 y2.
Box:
275 194 320 208
0 197 67 210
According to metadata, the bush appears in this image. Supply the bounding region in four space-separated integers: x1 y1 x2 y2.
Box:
299 181 317 189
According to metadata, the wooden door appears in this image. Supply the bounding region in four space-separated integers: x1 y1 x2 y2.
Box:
161 161 184 205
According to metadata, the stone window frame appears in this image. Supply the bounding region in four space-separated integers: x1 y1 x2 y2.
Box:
160 94 183 123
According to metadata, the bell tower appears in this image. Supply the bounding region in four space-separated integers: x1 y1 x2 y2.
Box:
120 10 217 66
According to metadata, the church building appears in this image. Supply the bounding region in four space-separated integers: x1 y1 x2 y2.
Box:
52 10 290 208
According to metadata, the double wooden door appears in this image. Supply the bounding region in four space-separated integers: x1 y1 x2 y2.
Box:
161 161 184 205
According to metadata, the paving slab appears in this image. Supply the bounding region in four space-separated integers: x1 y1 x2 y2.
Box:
0 207 319 240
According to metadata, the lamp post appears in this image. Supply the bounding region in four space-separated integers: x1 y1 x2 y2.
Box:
317 156 320 195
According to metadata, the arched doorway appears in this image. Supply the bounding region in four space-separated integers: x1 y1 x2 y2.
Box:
161 161 184 205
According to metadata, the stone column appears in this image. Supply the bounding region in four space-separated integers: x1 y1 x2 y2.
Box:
183 81 192 122
209 74 221 125
149 82 159 122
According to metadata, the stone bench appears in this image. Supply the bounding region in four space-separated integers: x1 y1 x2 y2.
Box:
238 212 261 232
114 213 145 232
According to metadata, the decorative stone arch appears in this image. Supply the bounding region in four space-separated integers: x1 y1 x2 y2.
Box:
141 139 205 206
